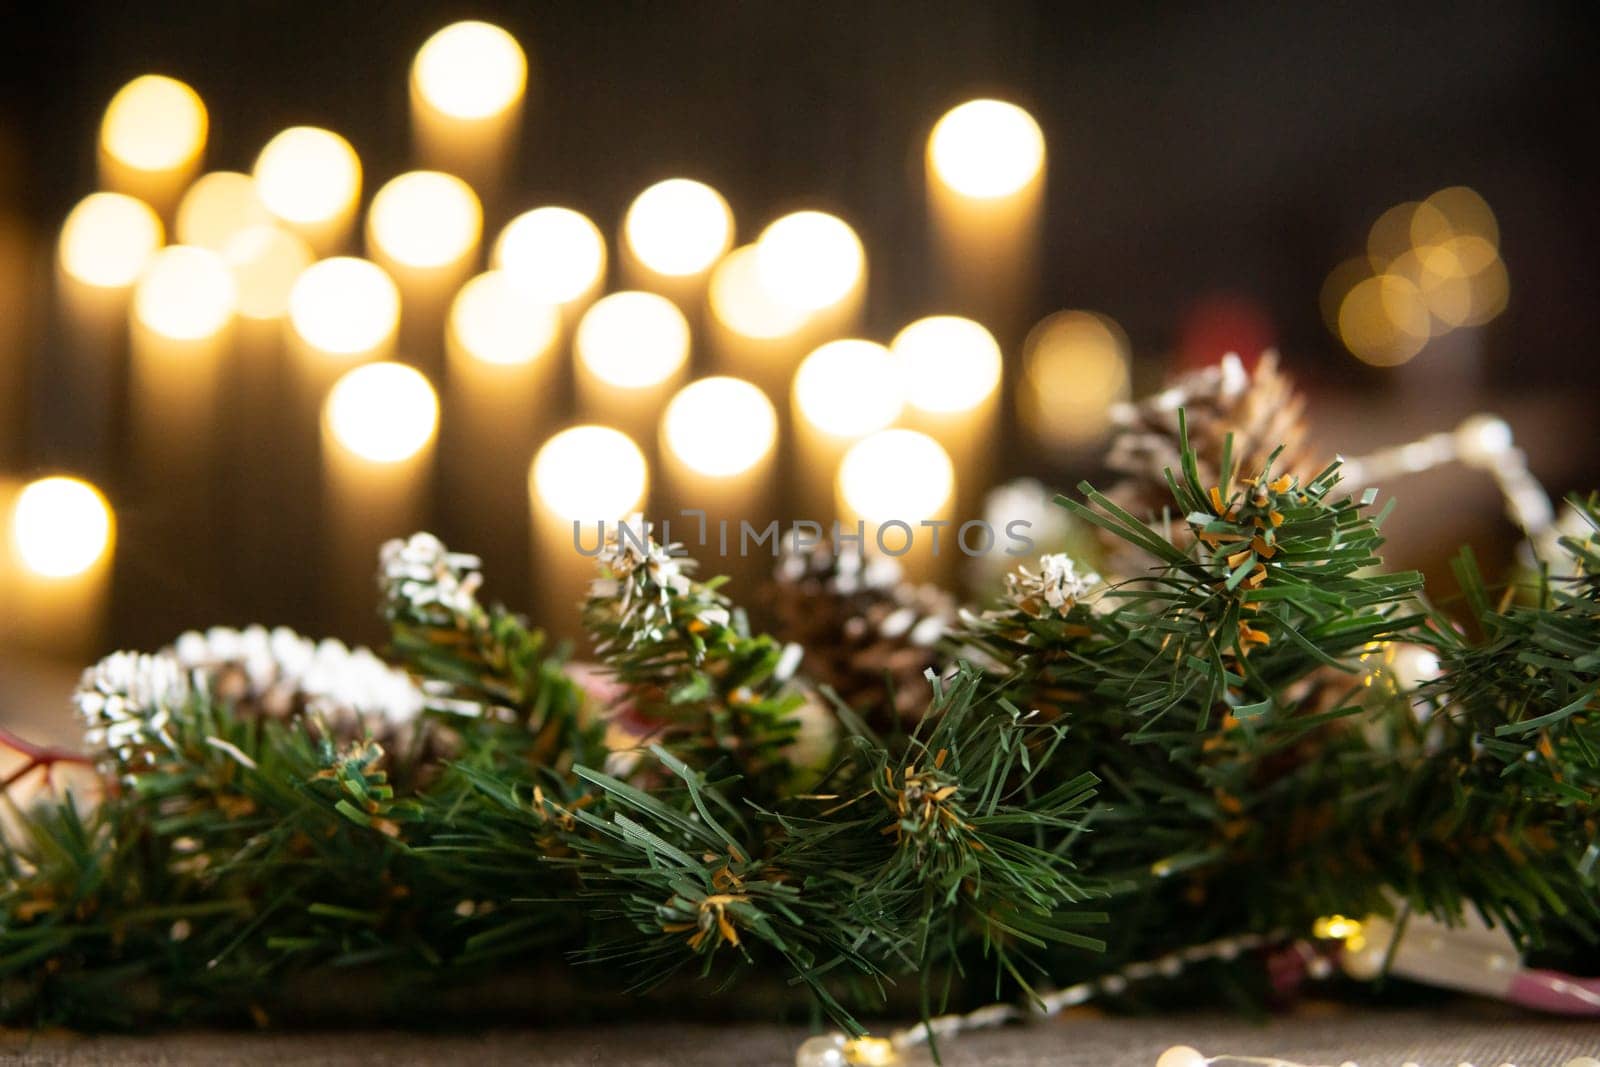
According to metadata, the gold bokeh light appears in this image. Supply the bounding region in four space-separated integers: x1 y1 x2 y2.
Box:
223 224 314 321
253 127 362 229
891 315 1003 415
575 291 691 389
288 257 401 357
412 21 528 122
1332 186 1507 363
323 362 439 464
493 207 607 307
532 426 648 522
755 210 864 313
928 99 1045 200
1338 273 1430 366
1021 310 1130 447
661 376 777 479
708 244 811 340
837 428 954 525
133 246 237 342
58 192 164 289
10 476 115 580
793 340 902 440
175 171 271 252
100 75 207 175
449 271 561 367
367 170 483 270
624 179 735 278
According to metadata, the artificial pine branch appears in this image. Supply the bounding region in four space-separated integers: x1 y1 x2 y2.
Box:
2 410 1597 1036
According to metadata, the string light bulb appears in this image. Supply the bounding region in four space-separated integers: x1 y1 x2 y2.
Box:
98 75 207 211
411 20 527 122
531 426 648 523
287 257 400 359
175 171 271 251
1454 413 1513 469
793 340 902 440
132 246 237 341
323 362 439 464
1153 1047 1208 1067
449 271 561 368
252 127 362 251
9 476 114 580
927 99 1045 199
891 315 1002 416
367 170 482 270
493 206 607 309
755 210 865 313
661 376 777 480
222 224 313 321
625 178 735 279
57 192 164 289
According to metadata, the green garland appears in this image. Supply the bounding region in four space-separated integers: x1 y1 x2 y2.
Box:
1 418 1596 1033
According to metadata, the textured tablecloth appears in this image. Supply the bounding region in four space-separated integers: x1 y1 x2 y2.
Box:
4 1007 1599 1066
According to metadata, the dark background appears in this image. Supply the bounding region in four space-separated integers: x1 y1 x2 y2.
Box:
2 0 1598 655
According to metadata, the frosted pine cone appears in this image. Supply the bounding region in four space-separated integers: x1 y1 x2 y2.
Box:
1106 351 1311 523
769 545 956 726
77 626 453 788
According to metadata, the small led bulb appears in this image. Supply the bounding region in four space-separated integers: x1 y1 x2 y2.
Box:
1454 414 1513 469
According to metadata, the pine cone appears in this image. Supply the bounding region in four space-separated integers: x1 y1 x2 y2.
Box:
79 626 457 790
1106 351 1311 522
769 546 957 727
1100 351 1312 576
173 626 459 790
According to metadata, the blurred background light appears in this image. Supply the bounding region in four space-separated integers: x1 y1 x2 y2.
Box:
793 340 902 440
755 210 864 313
891 315 1002 415
323 362 439 464
708 244 810 340
624 178 734 279
98 74 206 176
57 192 163 288
662 376 777 479
411 20 528 122
927 99 1045 199
575 290 690 389
222 225 313 321
532 426 647 522
132 246 237 341
493 206 607 307
1338 273 1431 366
1330 187 1507 363
1020 310 1130 448
252 127 362 248
287 257 400 357
175 171 271 251
449 271 561 367
367 170 482 270
838 428 954 524
10 476 114 579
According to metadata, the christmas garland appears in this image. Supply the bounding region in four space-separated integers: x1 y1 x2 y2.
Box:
2 358 1597 1060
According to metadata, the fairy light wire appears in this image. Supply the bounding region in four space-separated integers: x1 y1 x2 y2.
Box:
1339 413 1554 546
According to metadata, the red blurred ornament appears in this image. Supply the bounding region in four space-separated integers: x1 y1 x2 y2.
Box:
1176 293 1276 372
